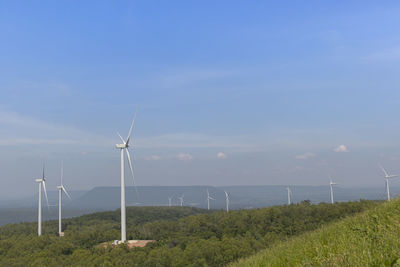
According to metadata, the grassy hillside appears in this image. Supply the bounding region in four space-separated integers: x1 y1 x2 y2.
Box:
232 198 400 267
0 200 378 266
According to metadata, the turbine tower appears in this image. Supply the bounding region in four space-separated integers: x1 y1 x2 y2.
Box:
224 190 229 212
35 164 49 236
168 196 172 207
329 179 337 204
380 164 398 201
115 111 138 242
178 195 184 206
286 187 292 205
57 161 71 236
206 189 215 210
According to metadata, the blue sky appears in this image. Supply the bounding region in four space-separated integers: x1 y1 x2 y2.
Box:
1 1 400 197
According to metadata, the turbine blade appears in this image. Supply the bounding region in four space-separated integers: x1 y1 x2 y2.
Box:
379 164 389 177
126 148 139 199
42 162 45 180
42 181 50 210
126 109 138 145
62 186 72 200
117 132 125 144
61 160 63 185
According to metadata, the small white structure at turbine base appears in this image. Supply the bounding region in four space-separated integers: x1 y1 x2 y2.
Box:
35 164 50 236
379 164 398 201
116 110 139 242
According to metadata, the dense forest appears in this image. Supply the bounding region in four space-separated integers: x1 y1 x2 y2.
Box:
0 200 379 266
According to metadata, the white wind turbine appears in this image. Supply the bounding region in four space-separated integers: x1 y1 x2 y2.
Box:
115 112 138 242
379 164 398 201
57 161 71 236
286 187 292 205
178 195 184 206
168 196 173 207
224 190 229 212
35 164 50 236
206 189 215 210
329 179 337 204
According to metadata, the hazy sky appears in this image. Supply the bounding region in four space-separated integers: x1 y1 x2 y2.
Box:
1 1 400 197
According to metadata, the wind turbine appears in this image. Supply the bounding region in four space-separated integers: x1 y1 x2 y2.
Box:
168 196 172 207
224 190 229 212
178 195 184 206
206 189 215 210
286 187 292 205
57 161 71 236
35 164 49 236
379 164 398 201
115 111 138 242
329 179 337 204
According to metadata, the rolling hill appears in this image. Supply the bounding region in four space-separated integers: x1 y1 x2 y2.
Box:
231 198 400 266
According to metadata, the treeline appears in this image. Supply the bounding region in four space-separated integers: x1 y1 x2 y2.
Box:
0 200 379 267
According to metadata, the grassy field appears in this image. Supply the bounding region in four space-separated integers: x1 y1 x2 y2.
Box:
231 198 400 266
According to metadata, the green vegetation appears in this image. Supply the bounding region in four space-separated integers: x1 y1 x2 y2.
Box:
232 198 400 267
0 201 378 267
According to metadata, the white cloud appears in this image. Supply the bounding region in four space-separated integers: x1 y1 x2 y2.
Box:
0 109 110 146
295 152 316 160
177 153 193 161
363 47 400 61
136 133 257 150
217 152 227 159
144 155 162 161
160 69 232 87
333 145 348 153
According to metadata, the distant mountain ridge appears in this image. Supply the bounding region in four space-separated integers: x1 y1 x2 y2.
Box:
1 185 399 226
4 185 400 210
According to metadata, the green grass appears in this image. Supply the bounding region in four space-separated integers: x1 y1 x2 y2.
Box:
231 198 400 267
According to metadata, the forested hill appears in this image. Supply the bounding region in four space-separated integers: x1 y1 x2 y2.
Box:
232 198 400 266
0 200 379 266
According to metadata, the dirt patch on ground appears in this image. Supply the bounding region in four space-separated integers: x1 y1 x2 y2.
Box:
101 240 156 249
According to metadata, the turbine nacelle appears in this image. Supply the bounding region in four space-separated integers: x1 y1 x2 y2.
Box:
115 143 127 149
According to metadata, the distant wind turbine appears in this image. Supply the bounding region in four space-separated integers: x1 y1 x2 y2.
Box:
57 161 71 236
379 164 398 201
329 179 337 204
168 196 172 207
178 195 184 206
286 187 292 205
35 163 50 236
224 190 229 212
206 189 215 210
115 110 138 242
